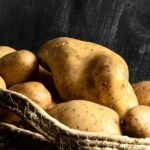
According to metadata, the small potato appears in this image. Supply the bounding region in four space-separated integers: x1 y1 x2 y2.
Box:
9 81 52 110
0 76 7 116
122 105 150 138
38 65 52 88
0 46 16 58
132 81 150 106
0 50 38 87
48 100 121 135
0 76 6 89
38 65 62 103
37 43 51 71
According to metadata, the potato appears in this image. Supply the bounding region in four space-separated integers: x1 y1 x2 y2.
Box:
38 37 138 118
9 81 52 110
0 77 7 116
0 76 6 89
122 105 150 138
46 100 57 110
37 45 50 71
0 76 7 116
0 50 38 87
132 81 150 106
112 82 138 119
37 65 62 103
48 100 121 135
0 46 16 58
38 65 52 88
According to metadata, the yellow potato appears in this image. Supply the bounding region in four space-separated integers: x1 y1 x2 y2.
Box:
9 81 52 110
37 45 50 71
0 46 16 58
37 65 62 103
0 76 6 89
122 105 150 138
132 81 150 106
38 37 138 118
0 50 38 87
112 82 138 119
46 100 57 111
48 100 121 135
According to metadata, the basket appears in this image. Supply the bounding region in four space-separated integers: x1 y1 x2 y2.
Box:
0 88 150 150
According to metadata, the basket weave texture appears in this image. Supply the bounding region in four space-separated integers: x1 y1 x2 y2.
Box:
0 88 150 150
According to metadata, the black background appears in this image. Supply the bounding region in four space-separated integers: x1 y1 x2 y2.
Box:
0 0 149 82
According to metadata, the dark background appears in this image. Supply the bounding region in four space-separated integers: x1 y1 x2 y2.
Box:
0 0 149 82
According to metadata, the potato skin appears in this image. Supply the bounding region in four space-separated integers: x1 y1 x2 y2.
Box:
37 65 62 103
122 105 150 138
38 37 128 102
38 37 137 118
48 100 121 135
37 45 50 71
112 82 138 119
0 76 6 89
0 46 16 58
9 81 52 110
132 81 150 106
0 50 38 87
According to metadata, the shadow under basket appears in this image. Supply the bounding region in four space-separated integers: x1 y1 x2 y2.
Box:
0 88 150 150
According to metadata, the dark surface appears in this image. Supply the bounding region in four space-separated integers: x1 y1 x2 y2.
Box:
0 0 149 82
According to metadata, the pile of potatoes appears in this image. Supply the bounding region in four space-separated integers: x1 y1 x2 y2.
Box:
0 37 149 138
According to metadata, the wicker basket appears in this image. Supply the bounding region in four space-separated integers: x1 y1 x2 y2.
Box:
0 88 150 150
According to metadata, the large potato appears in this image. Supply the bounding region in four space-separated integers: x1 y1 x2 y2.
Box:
0 50 38 87
122 105 150 138
38 37 138 118
132 81 150 106
48 100 121 135
0 46 16 58
9 81 52 110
